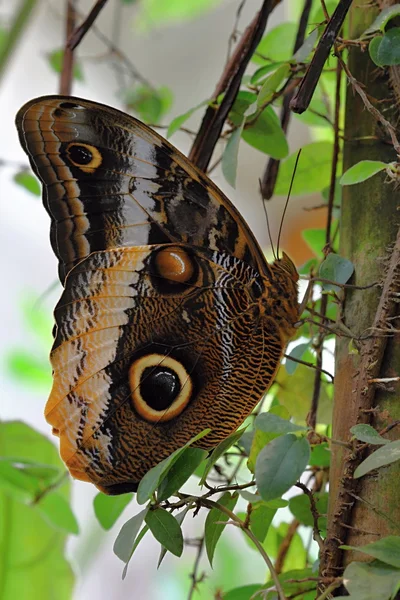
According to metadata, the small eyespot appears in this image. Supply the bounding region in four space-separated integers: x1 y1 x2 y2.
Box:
129 354 193 422
65 142 102 173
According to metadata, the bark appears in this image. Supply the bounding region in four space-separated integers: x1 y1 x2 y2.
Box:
320 0 400 589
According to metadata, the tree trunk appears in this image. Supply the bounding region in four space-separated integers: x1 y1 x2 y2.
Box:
320 0 400 589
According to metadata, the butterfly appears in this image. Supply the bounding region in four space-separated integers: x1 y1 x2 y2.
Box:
16 96 299 495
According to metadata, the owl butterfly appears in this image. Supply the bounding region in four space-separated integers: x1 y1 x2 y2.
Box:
16 96 299 495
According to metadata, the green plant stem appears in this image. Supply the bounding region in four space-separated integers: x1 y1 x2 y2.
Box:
0 0 37 82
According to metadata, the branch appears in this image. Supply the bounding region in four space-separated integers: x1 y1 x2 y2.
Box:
188 0 282 171
67 0 108 51
59 0 76 95
261 0 313 200
290 0 353 113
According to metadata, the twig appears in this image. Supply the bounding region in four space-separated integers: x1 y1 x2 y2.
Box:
295 482 325 550
67 0 108 50
283 354 334 382
261 0 313 199
188 0 282 171
274 519 300 574
338 55 400 155
186 538 205 600
290 0 353 113
59 0 76 95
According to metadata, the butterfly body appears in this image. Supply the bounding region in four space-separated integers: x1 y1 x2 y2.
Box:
16 96 298 494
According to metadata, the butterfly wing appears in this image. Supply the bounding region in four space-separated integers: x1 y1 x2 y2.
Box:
16 95 267 283
46 244 284 494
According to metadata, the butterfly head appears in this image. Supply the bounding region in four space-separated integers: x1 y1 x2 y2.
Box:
274 251 299 283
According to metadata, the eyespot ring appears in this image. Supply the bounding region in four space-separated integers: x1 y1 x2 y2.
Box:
129 353 193 422
65 142 102 173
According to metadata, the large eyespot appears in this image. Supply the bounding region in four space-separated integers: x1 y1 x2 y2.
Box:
149 246 199 294
65 142 102 173
129 354 193 422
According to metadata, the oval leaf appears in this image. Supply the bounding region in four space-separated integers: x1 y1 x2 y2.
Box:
369 35 385 67
255 434 310 502
205 492 238 566
341 536 400 568
257 63 290 107
285 342 310 374
354 440 400 478
157 447 208 501
113 508 148 563
350 424 391 445
364 4 400 34
145 507 183 557
136 428 210 504
377 27 400 65
319 253 354 292
93 492 134 530
167 99 208 137
14 171 41 196
340 160 387 185
253 22 297 64
222 120 244 188
255 412 306 434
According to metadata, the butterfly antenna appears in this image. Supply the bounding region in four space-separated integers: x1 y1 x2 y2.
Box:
259 178 277 260
276 149 302 259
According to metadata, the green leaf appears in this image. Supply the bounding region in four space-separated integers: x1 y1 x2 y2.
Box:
0 458 61 503
113 508 148 563
250 62 285 84
122 525 149 580
36 492 79 534
354 440 400 478
257 63 291 106
230 92 288 159
285 342 310 374
351 424 391 445
289 492 328 532
294 28 318 62
253 22 298 64
157 506 189 567
309 443 331 467
342 560 400 600
255 434 310 502
199 426 247 486
222 120 244 188
93 492 134 530
275 363 332 425
275 142 333 196
247 501 276 542
319 253 354 292
247 406 290 473
47 49 83 80
167 99 208 137
255 412 306 434
223 585 264 600
13 171 41 196
6 350 51 388
302 228 325 258
136 428 210 504
145 507 183 557
375 28 400 65
157 447 208 501
364 4 400 34
341 536 400 568
136 0 220 30
369 35 385 67
205 492 238 566
124 85 173 123
0 422 74 599
340 160 387 185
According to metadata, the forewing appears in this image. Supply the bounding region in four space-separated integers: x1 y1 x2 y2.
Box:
16 96 266 283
